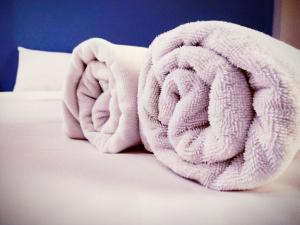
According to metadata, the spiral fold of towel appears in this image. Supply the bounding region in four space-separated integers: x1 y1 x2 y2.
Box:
63 38 146 153
138 21 300 190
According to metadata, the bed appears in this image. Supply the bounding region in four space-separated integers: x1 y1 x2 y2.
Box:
0 91 300 225
1 1 299 224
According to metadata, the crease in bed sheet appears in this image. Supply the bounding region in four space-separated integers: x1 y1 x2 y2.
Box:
1 91 62 100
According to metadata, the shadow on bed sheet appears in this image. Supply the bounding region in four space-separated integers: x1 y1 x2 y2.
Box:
120 145 152 154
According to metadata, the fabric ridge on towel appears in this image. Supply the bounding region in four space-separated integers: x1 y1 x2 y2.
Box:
63 38 147 153
138 21 300 190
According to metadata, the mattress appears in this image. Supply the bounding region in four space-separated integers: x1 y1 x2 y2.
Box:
0 92 299 225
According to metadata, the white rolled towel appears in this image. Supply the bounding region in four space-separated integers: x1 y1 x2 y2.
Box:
63 38 147 153
138 21 300 190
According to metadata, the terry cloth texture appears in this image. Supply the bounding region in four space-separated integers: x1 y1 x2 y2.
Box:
63 38 147 153
138 21 300 190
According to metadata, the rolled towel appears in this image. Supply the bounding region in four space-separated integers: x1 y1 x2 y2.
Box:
138 21 300 190
63 38 146 153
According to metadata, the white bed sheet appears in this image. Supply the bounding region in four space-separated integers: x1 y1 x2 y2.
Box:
0 92 299 225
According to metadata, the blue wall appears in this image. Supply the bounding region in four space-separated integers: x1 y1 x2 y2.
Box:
0 0 274 91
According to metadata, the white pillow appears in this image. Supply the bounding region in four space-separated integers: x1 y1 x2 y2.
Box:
14 47 72 91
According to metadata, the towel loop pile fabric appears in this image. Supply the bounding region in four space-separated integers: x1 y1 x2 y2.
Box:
63 38 147 153
63 22 300 190
138 21 300 190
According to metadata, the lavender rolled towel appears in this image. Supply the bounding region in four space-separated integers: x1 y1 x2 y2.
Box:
138 21 300 190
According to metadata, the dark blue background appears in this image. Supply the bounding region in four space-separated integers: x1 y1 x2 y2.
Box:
0 0 274 91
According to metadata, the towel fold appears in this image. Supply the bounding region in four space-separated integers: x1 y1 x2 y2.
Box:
63 38 146 153
138 21 300 190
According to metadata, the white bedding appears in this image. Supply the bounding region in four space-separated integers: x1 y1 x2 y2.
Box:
0 92 300 225
14 47 71 91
